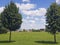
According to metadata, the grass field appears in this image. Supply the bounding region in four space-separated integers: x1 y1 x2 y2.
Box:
0 32 60 45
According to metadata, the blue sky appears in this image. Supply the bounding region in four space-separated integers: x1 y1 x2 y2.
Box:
0 0 57 30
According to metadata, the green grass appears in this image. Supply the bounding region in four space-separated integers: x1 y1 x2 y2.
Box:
0 32 60 45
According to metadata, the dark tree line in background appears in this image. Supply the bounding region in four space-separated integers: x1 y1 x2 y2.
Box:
46 3 60 43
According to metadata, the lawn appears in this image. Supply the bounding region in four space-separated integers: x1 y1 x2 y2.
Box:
0 32 60 45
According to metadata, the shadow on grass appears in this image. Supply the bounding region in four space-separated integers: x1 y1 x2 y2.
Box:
35 41 58 44
0 40 16 43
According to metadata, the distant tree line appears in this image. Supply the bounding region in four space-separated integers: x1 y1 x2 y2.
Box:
19 29 45 32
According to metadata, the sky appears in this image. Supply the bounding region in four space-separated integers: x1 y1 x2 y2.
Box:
0 0 59 30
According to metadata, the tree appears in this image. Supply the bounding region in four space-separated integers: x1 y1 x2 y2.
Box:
46 3 60 43
56 4 60 32
0 14 8 34
1 2 22 42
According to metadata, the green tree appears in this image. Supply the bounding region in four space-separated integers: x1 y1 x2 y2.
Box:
0 14 8 34
46 3 60 43
56 4 60 32
1 2 22 42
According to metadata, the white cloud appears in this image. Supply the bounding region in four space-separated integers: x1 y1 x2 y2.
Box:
26 16 30 19
22 0 30 2
15 3 46 29
15 3 46 16
35 18 39 20
0 7 5 13
15 3 35 10
22 18 27 22
29 20 35 23
40 18 46 23
21 18 46 29
22 18 35 23
22 8 47 16
56 0 60 4
21 18 36 29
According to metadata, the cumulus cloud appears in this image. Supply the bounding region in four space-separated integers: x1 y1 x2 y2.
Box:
22 18 38 29
56 0 60 4
21 17 46 29
35 18 39 20
26 16 30 19
29 20 35 23
0 7 5 13
40 18 46 23
15 3 46 16
22 0 30 2
15 2 46 29
22 18 36 29
22 8 47 16
22 18 35 23
15 3 35 10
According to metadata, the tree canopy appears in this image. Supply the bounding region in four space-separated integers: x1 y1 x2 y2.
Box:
46 3 60 34
1 2 22 31
46 3 60 43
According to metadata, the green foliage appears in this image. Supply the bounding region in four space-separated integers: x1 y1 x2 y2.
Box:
0 14 8 34
0 27 8 34
46 3 60 43
1 2 22 31
1 1 22 42
46 3 60 34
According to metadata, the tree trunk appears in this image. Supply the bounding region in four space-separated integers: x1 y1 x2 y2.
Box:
9 31 11 42
54 33 56 43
